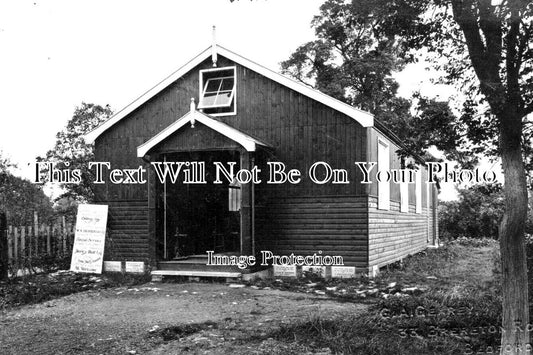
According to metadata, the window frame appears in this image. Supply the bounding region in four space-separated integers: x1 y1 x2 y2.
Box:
399 156 408 213
377 138 390 210
400 179 409 213
198 66 237 116
415 165 422 214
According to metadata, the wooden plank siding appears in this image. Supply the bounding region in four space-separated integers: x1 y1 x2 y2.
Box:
94 55 367 201
92 51 438 271
368 197 429 269
93 54 369 264
256 196 368 270
104 200 151 262
366 127 428 206
365 127 434 271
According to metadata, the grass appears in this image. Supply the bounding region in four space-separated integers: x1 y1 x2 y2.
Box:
267 238 504 354
377 239 498 287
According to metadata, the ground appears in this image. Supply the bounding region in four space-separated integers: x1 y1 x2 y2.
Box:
0 283 366 355
0 239 504 354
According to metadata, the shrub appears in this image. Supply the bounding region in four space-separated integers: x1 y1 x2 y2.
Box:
439 183 504 240
439 184 533 241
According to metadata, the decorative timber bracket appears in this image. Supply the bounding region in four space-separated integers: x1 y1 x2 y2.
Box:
189 98 196 128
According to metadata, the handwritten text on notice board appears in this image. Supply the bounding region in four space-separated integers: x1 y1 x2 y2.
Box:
70 204 108 274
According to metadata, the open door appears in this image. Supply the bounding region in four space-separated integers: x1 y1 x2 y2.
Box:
157 150 241 260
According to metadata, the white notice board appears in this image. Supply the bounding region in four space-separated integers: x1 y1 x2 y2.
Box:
70 204 108 274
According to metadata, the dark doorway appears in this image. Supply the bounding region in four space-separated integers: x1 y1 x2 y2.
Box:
156 150 241 260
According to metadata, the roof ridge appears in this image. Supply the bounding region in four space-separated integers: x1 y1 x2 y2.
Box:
84 44 374 144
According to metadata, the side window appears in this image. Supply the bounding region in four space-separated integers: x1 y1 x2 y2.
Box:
400 179 408 212
416 165 422 213
377 138 390 210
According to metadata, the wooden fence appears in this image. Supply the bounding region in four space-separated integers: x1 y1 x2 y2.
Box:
5 213 75 274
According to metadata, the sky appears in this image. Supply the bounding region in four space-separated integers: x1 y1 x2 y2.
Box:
0 0 322 174
0 0 478 200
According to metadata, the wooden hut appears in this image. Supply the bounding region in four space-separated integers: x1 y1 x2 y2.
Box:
85 40 438 278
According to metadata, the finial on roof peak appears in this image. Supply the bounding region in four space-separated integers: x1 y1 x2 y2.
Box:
212 25 217 67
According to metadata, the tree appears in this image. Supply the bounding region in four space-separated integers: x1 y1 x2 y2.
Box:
286 0 532 352
0 152 54 225
38 102 113 204
280 0 465 162
420 1 532 352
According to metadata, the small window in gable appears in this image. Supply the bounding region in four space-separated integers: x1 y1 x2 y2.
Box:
198 66 236 116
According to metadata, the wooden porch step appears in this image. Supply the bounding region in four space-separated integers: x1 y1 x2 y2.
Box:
157 262 241 273
166 258 208 264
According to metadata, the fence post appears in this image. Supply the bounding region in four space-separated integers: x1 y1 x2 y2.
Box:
56 223 61 255
34 212 39 256
13 227 18 264
68 222 73 252
27 226 32 259
46 225 51 255
62 216 67 254
8 226 13 262
20 226 25 260
0 211 8 280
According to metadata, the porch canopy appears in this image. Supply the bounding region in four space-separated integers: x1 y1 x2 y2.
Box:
137 106 272 257
137 108 271 158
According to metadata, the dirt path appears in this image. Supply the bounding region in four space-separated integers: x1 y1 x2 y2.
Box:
0 282 368 354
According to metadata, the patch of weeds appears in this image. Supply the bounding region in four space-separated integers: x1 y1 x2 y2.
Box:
270 287 502 355
103 271 153 287
245 241 500 308
380 246 459 279
150 321 218 342
249 240 503 354
254 338 316 355
245 273 370 296
8 253 72 276
453 237 498 248
0 272 96 308
301 269 325 282
245 243 488 302
377 241 499 289
0 270 153 309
